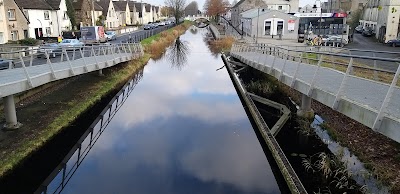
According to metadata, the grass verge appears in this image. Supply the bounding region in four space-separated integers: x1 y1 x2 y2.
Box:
0 22 191 177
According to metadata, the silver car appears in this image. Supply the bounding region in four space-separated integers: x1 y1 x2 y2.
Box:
38 43 59 58
59 39 84 50
105 31 117 41
0 58 15 70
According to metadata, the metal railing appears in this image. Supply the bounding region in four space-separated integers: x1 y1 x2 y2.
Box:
231 43 400 132
34 70 143 194
122 24 174 43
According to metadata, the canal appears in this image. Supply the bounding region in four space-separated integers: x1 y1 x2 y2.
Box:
36 28 287 193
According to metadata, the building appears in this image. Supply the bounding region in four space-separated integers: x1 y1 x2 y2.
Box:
73 0 103 27
231 0 299 28
0 0 29 43
14 0 54 38
97 0 119 29
240 8 299 39
360 0 400 42
299 4 319 13
112 1 130 26
324 0 366 13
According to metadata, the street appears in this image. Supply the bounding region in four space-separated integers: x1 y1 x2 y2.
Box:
9 25 172 68
344 33 400 71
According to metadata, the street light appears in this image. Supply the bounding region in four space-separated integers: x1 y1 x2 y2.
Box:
256 8 259 43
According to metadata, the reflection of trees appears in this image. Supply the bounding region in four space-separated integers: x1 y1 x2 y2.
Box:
167 37 190 70
189 26 198 35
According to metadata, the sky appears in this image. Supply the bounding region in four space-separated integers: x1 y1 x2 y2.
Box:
148 0 320 10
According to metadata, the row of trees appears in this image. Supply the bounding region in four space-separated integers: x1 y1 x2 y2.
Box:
164 0 230 23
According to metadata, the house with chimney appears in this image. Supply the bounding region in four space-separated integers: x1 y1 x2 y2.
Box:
0 0 29 43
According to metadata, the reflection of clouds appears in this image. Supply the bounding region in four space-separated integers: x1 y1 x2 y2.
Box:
59 31 281 194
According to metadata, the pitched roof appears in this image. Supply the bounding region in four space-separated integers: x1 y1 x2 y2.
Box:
112 1 127 12
232 0 245 8
14 0 54 10
45 0 61 9
241 8 294 18
134 2 142 11
145 3 151 12
96 0 111 16
155 6 159 12
127 1 136 11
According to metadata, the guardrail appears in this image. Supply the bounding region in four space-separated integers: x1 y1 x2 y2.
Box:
231 43 400 142
34 70 143 194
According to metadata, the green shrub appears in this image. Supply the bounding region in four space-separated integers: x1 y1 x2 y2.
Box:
19 38 38 46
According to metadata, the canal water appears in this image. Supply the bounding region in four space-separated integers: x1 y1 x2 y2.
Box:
38 28 285 194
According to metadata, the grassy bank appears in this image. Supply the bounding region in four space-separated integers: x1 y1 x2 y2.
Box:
0 22 191 177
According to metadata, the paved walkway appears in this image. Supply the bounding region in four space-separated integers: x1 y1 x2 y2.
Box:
0 44 142 98
230 47 400 143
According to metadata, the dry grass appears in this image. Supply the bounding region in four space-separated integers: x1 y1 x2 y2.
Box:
304 54 400 86
209 36 235 53
142 22 191 59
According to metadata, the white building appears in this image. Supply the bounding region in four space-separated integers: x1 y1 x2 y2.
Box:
360 0 400 42
299 4 320 13
0 0 29 43
97 0 119 29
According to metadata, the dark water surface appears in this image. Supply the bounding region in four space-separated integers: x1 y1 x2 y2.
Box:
41 28 282 194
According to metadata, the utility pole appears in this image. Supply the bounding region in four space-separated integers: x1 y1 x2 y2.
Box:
256 8 260 43
91 0 95 26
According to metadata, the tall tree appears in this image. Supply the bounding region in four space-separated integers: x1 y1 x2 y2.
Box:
204 0 230 17
160 6 172 17
165 0 187 24
65 0 76 29
185 1 199 16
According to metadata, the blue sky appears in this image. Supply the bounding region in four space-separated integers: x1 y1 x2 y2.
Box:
148 0 320 9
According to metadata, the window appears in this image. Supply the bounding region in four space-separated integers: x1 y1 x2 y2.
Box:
11 30 18 41
63 11 68 20
24 30 28 38
8 9 16 20
45 27 51 36
0 32 4 44
278 6 283 10
265 21 271 35
44 11 50 20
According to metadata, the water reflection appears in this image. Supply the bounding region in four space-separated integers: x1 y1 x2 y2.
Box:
167 37 190 70
189 26 198 35
38 29 282 194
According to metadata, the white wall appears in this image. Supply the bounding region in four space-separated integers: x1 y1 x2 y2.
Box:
0 4 7 44
105 1 119 28
26 9 55 38
56 0 72 34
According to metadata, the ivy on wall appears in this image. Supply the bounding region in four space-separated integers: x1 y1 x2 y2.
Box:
65 0 77 29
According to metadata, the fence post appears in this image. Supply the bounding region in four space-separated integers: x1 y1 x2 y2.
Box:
63 48 75 75
80 47 89 71
372 64 400 131
291 52 304 87
308 54 324 96
45 50 56 79
279 49 290 81
373 52 378 80
332 57 353 110
19 53 33 87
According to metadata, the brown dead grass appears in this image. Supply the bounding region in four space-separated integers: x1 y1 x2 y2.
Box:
209 36 235 53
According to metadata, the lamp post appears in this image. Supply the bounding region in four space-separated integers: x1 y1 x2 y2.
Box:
91 0 95 26
256 8 259 43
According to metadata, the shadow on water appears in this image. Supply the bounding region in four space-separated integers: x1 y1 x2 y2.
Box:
167 37 190 71
35 71 144 194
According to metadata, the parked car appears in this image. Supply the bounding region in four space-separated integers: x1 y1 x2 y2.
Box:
59 39 84 50
105 31 117 41
355 25 363 33
37 43 60 58
322 35 348 46
362 27 374 37
0 58 14 70
144 24 152 30
158 22 165 26
152 23 159 28
386 39 400 47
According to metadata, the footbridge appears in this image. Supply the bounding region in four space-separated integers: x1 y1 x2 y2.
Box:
0 43 143 128
230 43 400 143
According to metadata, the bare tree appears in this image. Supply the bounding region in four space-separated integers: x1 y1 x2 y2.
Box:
165 0 187 24
160 6 173 17
204 0 230 17
185 1 199 16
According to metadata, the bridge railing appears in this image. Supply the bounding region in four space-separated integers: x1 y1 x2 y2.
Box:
231 43 400 131
0 43 143 70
